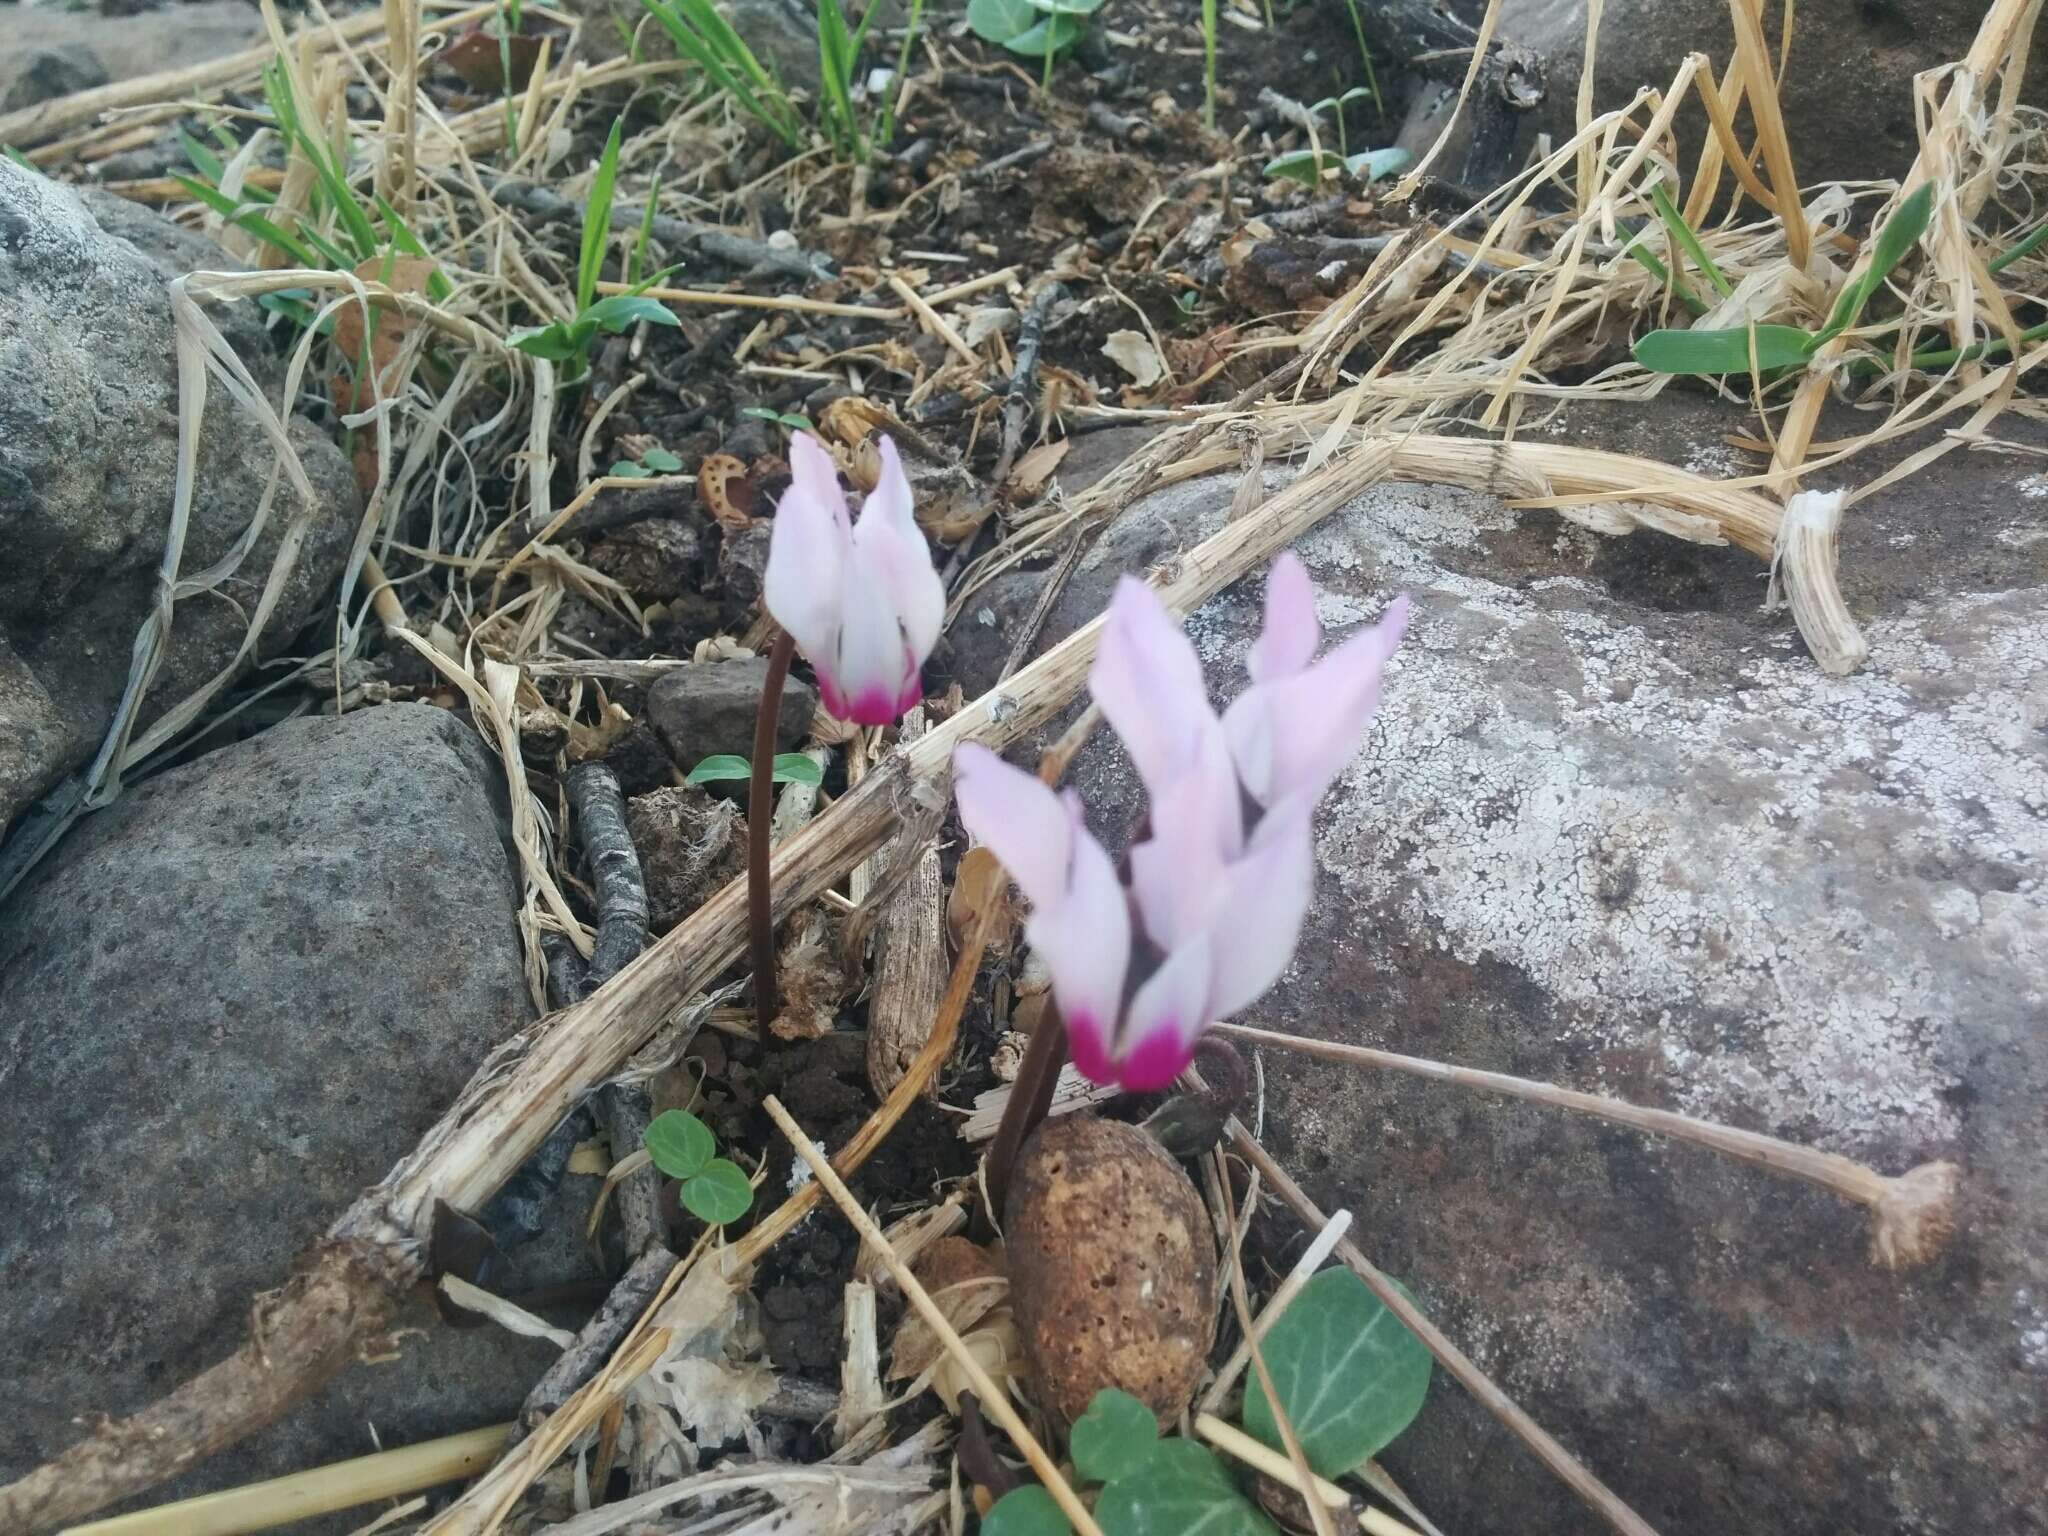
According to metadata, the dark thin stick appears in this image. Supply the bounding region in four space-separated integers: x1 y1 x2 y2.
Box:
565 762 651 993
517 1245 672 1430
979 1005 1068 1236
993 282 1067 485
748 629 799 1037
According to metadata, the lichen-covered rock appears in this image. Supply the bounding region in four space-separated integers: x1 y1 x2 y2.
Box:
1003 394 2048 1535
0 162 361 832
0 703 599 1524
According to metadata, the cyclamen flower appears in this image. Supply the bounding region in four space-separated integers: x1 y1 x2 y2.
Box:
954 557 1408 1092
764 433 945 726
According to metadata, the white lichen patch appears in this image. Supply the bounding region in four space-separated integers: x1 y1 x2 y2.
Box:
1183 480 2048 1155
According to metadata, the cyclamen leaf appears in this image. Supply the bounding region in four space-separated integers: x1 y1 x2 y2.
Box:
1071 1388 1158 1484
770 753 824 786
966 0 1037 42
680 1158 754 1224
685 753 751 785
1001 9 1082 54
1094 1440 1276 1536
1630 323 1815 375
644 1109 715 1179
982 1485 1071 1536
641 446 684 472
583 293 680 332
610 460 654 478
1242 1268 1433 1476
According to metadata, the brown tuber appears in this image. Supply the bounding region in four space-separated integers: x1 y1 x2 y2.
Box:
1004 1115 1218 1428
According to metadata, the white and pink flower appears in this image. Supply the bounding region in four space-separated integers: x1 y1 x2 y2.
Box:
764 433 945 726
954 557 1408 1092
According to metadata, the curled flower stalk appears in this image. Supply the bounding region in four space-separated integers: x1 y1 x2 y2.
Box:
959 556 1407 1200
751 434 943 1032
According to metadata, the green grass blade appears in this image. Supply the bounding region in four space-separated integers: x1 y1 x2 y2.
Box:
1632 323 1814 375
1990 216 2048 274
579 118 624 313
1620 227 1710 316
1650 182 1733 300
172 174 324 268
1816 181 1934 343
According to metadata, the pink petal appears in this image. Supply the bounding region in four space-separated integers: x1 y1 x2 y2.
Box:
828 553 914 723
1127 756 1240 949
1024 822 1131 1085
1117 936 1213 1091
1202 803 1315 1019
1223 594 1409 806
764 436 852 667
855 438 946 666
952 744 1070 909
1249 553 1320 683
1089 578 1224 796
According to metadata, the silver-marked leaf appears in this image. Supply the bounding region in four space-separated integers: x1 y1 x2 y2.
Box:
1242 1268 1432 1476
1094 1440 1276 1536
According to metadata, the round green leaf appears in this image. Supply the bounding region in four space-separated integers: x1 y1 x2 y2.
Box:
770 753 824 786
1001 12 1083 55
1242 1268 1432 1477
967 0 1036 42
1071 1388 1159 1484
643 1109 715 1179
609 460 653 478
681 1158 754 1225
685 753 752 785
982 1484 1071 1536
1094 1440 1276 1536
641 446 684 472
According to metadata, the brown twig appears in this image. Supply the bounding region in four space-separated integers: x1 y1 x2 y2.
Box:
979 1005 1068 1237
748 629 798 1037
993 283 1066 485
517 1246 671 1431
1213 1022 1959 1268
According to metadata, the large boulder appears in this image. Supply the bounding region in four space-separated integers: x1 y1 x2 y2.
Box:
0 704 598 1522
1003 394 2047 1535
0 161 361 835
1481 0 2038 189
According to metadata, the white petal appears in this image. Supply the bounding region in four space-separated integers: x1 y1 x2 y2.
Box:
1249 552 1320 683
1203 804 1314 1019
952 745 1071 910
764 436 852 664
831 554 912 724
1026 826 1132 1081
1089 577 1223 795
851 445 944 668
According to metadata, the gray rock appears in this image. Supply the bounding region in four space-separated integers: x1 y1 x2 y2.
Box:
0 44 110 113
587 518 703 601
0 703 601 1522
648 656 816 769
0 0 262 115
1014 395 2048 1535
0 163 361 833
1480 0 2041 188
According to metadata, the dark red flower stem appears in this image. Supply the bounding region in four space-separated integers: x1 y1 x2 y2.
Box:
748 628 798 1041
980 1001 1068 1236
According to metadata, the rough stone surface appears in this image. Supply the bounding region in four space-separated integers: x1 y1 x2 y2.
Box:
0 704 600 1524
587 518 704 602
647 656 816 769
1002 395 2047 1536
0 1 262 115
1479 0 2041 189
1 44 110 112
628 783 747 933
0 162 361 833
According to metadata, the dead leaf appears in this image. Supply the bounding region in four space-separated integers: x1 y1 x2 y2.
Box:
438 24 546 91
1006 438 1070 495
697 454 760 529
